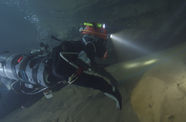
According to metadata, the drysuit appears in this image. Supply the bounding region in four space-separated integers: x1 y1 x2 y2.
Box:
47 38 122 109
0 23 122 109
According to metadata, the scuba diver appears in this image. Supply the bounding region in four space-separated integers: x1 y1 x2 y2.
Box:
0 22 122 109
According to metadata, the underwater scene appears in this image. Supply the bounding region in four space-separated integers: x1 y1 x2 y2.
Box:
0 0 186 122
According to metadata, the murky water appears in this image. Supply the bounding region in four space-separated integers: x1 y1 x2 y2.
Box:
0 0 185 121
0 1 39 52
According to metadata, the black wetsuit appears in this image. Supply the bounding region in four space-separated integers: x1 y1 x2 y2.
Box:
47 40 122 109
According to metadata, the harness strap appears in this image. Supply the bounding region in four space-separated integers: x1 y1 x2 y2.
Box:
67 68 83 84
59 52 79 69
59 52 83 85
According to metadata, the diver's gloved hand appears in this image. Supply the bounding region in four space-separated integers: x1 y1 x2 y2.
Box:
104 87 122 110
78 51 91 65
76 50 92 70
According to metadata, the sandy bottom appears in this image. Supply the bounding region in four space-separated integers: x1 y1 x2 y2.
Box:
0 84 139 122
131 56 186 122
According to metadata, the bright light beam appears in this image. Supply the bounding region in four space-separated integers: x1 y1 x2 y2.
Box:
123 59 159 69
110 34 148 54
143 59 158 65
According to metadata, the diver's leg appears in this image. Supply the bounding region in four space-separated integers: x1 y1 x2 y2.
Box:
74 73 122 109
92 66 118 87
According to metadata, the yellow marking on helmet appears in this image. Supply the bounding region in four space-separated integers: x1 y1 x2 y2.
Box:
84 22 102 28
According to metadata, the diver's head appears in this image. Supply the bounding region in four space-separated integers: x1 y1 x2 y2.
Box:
79 22 107 40
80 22 108 58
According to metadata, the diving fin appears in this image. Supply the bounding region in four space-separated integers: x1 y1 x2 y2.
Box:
104 88 122 110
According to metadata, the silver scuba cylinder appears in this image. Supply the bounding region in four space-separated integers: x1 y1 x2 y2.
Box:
0 53 48 90
0 53 18 80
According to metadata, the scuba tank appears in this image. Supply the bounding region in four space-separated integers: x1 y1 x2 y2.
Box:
0 50 49 95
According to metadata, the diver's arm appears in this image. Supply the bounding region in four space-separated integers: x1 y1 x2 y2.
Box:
57 41 92 70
